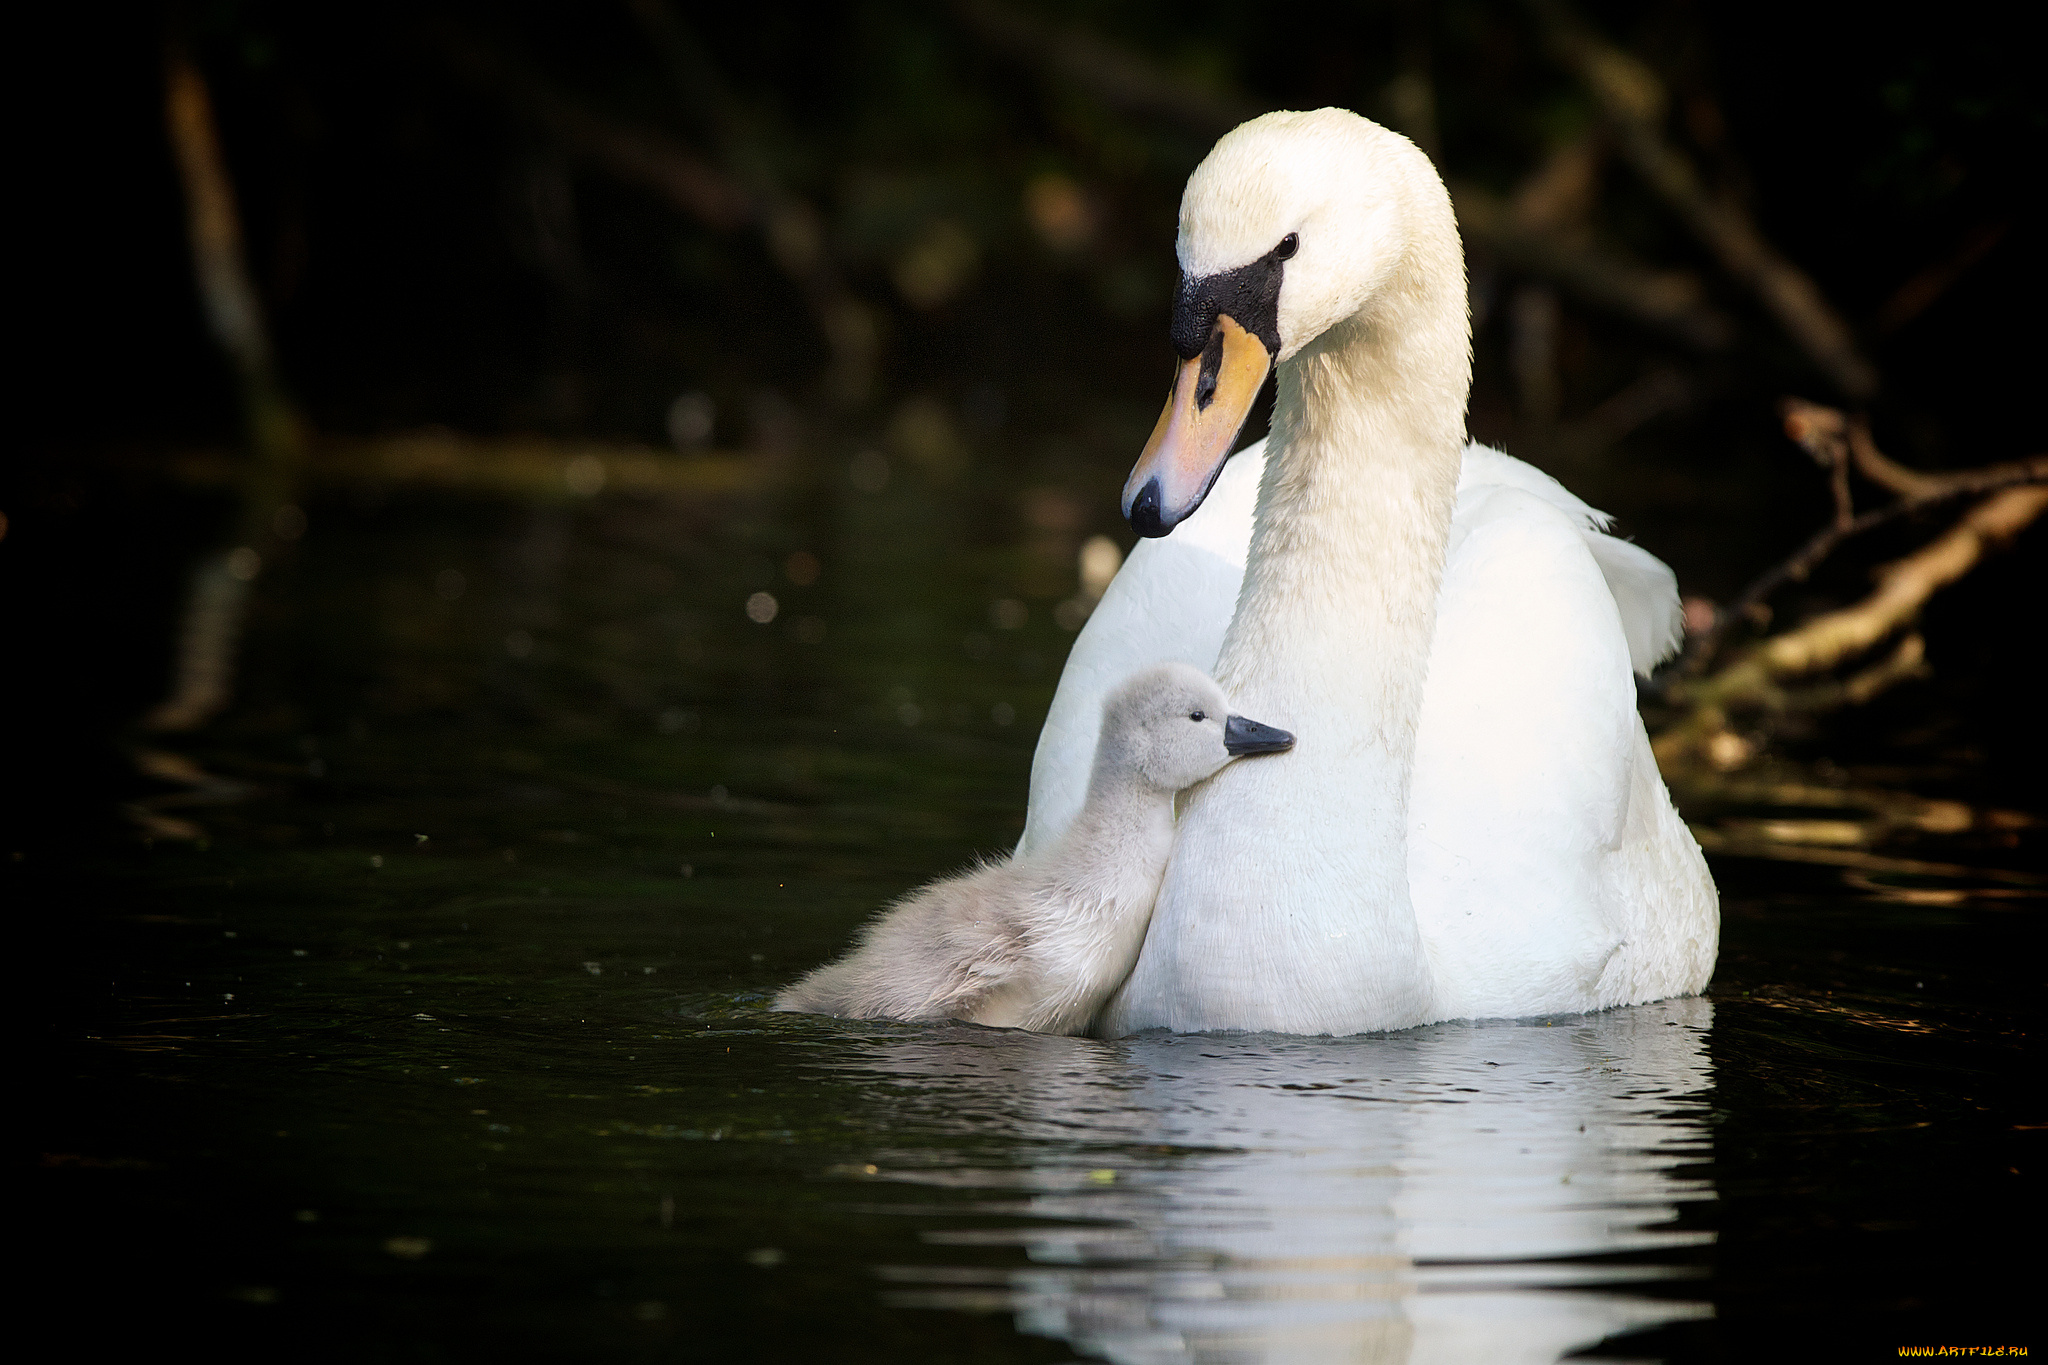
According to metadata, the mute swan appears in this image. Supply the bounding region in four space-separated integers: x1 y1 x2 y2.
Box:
775 663 1294 1034
1024 109 1717 1036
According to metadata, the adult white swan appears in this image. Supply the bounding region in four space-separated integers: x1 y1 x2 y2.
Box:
1020 109 1717 1036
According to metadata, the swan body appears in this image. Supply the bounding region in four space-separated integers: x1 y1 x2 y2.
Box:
776 664 1293 1034
1024 109 1716 1036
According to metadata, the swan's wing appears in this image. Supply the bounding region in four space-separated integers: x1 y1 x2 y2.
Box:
1017 440 1266 854
1457 444 1683 676
1412 484 1640 1017
781 865 1031 1020
1455 443 1609 530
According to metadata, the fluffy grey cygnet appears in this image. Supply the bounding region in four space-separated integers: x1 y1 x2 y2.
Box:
773 662 1294 1035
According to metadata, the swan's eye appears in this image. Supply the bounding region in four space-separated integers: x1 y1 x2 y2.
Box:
1274 233 1299 260
1189 710 1206 723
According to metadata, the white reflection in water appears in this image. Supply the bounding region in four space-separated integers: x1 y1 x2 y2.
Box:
837 997 1714 1365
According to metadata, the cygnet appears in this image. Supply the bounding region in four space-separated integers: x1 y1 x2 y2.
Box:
773 662 1294 1035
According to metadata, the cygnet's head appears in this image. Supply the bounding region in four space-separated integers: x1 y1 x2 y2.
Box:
1123 108 1463 537
1097 662 1294 794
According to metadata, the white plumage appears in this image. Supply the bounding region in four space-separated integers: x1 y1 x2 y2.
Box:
1021 109 1716 1036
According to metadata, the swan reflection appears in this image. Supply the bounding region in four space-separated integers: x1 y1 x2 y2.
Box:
833 997 1715 1364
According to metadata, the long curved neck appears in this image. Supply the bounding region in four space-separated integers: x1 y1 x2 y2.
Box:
1220 295 1469 701
1210 219 1469 1002
1220 203 1470 685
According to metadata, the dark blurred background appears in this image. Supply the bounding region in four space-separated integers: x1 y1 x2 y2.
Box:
9 0 2045 828
9 11 2043 1356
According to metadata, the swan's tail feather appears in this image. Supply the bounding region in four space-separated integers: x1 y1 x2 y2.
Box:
1584 534 1684 676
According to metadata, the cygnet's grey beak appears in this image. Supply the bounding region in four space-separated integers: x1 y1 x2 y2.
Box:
1223 714 1294 756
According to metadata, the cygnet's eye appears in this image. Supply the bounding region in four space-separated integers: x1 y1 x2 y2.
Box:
1189 710 1207 723
1274 233 1299 260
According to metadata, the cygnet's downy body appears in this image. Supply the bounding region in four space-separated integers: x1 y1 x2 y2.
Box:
774 663 1293 1035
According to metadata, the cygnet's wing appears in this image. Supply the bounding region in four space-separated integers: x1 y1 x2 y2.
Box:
920 941 1023 1013
1456 444 1682 676
780 860 1029 1021
1017 440 1266 854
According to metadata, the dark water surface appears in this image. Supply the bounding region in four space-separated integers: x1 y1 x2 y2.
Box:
23 477 2041 1362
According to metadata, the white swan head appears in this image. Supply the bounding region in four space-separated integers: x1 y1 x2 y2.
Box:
1181 110 1424 362
1123 109 1461 536
1097 662 1294 794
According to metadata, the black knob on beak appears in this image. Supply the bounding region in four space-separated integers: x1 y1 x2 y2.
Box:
1128 478 1168 538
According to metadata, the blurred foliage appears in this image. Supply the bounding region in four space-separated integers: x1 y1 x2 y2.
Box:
12 0 2045 805
30 3 2041 468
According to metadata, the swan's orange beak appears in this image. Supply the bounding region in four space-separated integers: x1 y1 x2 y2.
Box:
1121 314 1271 537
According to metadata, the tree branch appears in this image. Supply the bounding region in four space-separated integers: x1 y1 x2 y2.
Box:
1761 485 2046 675
953 0 1735 350
951 0 1258 135
1683 402 2047 675
440 23 878 405
148 41 310 733
440 33 748 228
1451 182 1733 349
1659 482 2048 767
623 0 881 407
1523 0 1879 399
